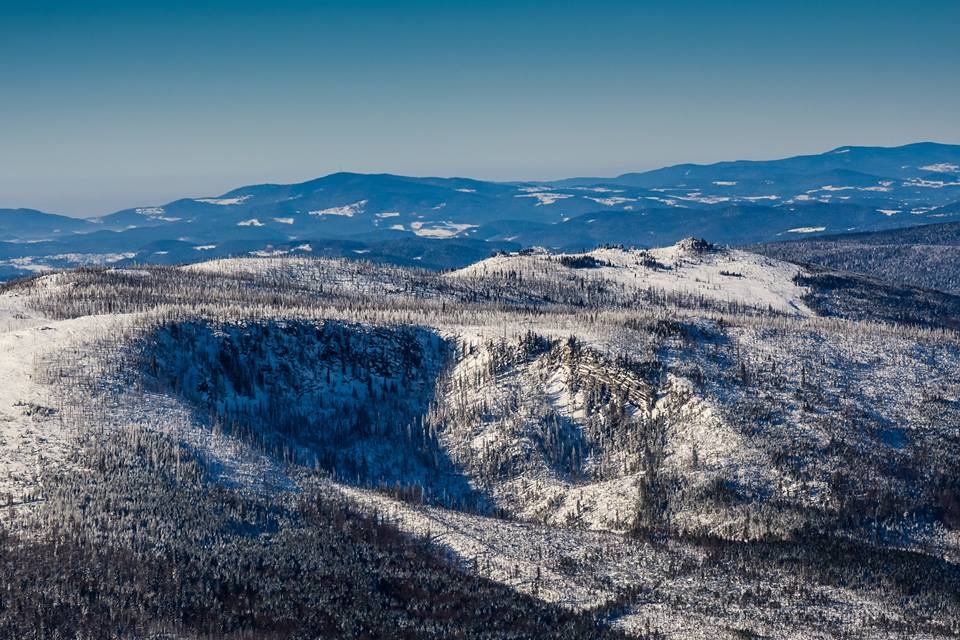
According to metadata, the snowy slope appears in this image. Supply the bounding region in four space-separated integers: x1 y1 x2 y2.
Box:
0 280 133 507
451 238 813 316
1 244 959 638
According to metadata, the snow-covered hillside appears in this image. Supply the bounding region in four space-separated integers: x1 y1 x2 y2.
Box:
451 239 813 316
0 279 130 507
1 241 959 639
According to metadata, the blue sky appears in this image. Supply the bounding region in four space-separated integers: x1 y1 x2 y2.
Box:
2 0 959 216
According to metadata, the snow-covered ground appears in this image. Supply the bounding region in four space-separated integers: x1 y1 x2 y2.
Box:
2 243 958 638
308 199 368 217
337 482 954 640
451 239 813 316
0 281 130 507
195 195 252 206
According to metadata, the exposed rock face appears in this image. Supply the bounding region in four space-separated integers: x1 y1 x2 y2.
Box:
675 237 717 255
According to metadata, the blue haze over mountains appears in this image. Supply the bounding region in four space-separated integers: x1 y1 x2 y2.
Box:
2 142 959 277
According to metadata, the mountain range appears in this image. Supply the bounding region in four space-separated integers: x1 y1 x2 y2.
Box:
2 141 960 276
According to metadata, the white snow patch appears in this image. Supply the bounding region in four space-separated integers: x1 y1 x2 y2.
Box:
585 196 637 206
920 163 959 173
644 196 682 207
515 192 575 206
904 177 960 188
249 248 289 257
195 195 252 206
675 193 730 204
572 187 624 193
410 221 478 238
52 252 136 264
135 207 180 222
308 200 368 217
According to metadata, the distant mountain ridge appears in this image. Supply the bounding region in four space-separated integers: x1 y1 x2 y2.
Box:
2 142 959 278
607 141 960 186
0 208 94 241
755 218 960 295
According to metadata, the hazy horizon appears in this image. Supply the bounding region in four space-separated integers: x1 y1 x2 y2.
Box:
3 0 960 217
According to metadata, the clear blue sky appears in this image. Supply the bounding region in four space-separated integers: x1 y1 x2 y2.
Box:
2 0 959 216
